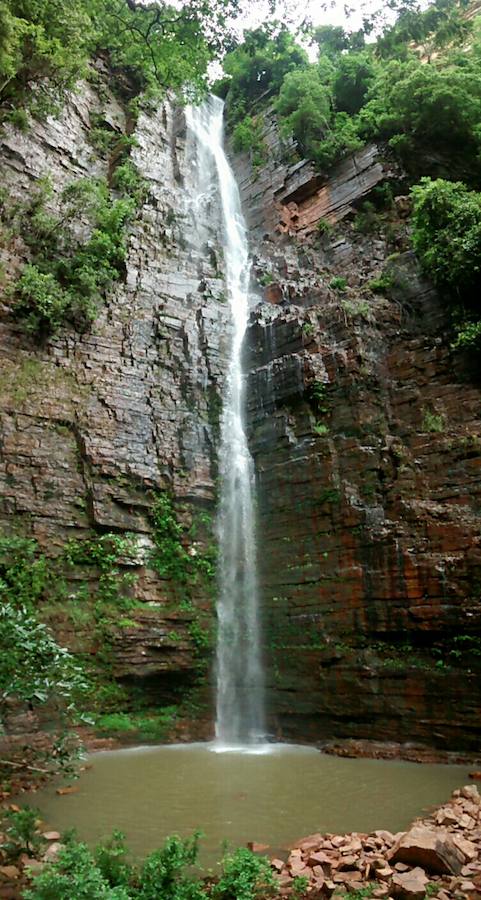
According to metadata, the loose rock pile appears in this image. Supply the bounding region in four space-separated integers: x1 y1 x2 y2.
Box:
270 785 481 898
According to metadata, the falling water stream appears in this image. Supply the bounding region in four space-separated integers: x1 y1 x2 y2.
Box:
186 97 265 748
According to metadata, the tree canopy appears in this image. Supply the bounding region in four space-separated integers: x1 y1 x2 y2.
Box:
0 0 243 120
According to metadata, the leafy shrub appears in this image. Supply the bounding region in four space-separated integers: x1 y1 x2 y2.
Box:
422 409 445 433
411 177 481 297
329 276 347 291
94 831 133 889
14 265 70 335
22 835 130 900
411 177 481 349
0 602 88 717
0 807 44 858
22 828 278 900
453 318 481 350
111 161 147 203
368 273 393 294
232 115 266 167
11 178 137 337
212 847 277 900
138 833 205 900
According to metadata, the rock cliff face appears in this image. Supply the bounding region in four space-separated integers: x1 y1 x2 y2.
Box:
0 69 231 731
2 86 481 752
234 120 481 751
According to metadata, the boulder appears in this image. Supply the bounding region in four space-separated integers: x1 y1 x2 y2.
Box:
391 866 429 900
271 859 284 872
452 835 478 862
389 827 465 874
0 868 19 881
41 831 61 841
43 842 63 862
22 858 44 877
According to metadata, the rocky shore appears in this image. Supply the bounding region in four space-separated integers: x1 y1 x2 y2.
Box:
269 784 481 898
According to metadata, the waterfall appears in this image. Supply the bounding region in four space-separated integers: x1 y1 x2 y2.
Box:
186 96 265 748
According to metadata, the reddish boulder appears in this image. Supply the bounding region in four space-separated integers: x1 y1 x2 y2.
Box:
389 826 465 875
391 866 429 900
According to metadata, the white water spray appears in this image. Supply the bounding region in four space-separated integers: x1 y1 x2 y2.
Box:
186 96 265 748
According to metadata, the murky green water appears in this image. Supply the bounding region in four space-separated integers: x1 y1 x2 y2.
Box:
34 743 471 865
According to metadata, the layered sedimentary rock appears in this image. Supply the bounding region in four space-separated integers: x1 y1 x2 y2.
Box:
235 125 481 750
0 69 230 721
2 82 481 752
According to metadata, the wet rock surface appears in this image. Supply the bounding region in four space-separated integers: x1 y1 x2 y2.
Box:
1 83 481 757
0 73 230 725
234 118 481 750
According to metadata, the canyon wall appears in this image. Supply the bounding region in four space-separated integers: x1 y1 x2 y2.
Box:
1 87 481 751
234 117 481 750
0 70 230 736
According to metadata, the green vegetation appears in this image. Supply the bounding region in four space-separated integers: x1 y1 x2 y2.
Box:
0 536 89 726
411 177 481 349
329 276 347 292
1 0 246 340
232 115 267 167
0 807 45 858
368 273 393 294
151 492 217 589
22 828 276 900
0 602 88 718
93 708 178 741
0 497 218 765
217 2 481 356
215 25 308 128
411 178 481 296
0 0 241 125
422 408 445 433
337 888 374 900
3 168 143 337
0 531 139 755
218 2 481 177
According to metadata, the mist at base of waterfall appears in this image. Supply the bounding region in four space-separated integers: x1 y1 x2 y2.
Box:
34 743 471 865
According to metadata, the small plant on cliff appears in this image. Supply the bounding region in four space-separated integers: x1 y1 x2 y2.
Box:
317 218 333 235
232 115 267 168
329 276 348 292
422 409 445 433
151 492 190 583
368 273 393 294
10 176 137 337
